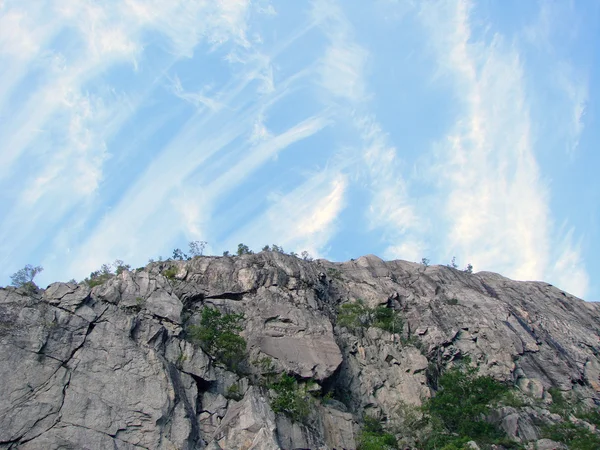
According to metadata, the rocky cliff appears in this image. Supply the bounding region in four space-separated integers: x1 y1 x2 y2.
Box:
1 252 599 449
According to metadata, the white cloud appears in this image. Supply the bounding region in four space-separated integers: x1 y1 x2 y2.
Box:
548 227 589 299
314 0 422 260
384 241 424 263
0 0 257 283
418 0 588 296
556 63 588 156
314 0 369 103
231 171 348 257
171 75 225 111
320 42 368 103
250 112 272 143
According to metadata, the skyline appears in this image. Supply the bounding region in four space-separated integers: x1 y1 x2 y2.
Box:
0 0 598 300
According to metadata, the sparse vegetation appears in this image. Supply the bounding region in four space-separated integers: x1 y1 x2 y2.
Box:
85 263 113 288
163 267 177 280
327 267 343 280
187 308 246 370
358 416 398 450
548 387 569 415
237 243 253 256
421 257 430 267
226 383 244 401
84 260 131 288
252 356 278 386
176 350 188 368
446 298 459 305
10 264 43 291
539 387 600 448
173 241 208 260
114 259 131 275
337 300 403 334
420 362 510 449
372 306 404 333
337 300 370 331
301 251 312 261
188 240 207 257
542 421 600 450
269 374 312 423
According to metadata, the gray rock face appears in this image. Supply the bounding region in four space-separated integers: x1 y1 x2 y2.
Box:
1 252 599 449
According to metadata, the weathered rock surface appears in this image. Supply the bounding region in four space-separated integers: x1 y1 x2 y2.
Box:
1 251 599 449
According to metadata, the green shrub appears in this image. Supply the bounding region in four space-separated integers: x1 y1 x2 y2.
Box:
542 421 600 450
576 410 600 427
422 363 510 449
252 356 278 385
163 267 177 279
270 374 311 423
327 267 343 280
10 264 43 291
337 300 403 334
187 308 246 370
226 383 244 401
237 243 253 256
114 259 131 275
358 416 397 450
372 306 403 333
85 265 113 288
548 387 569 415
446 298 459 305
337 300 369 330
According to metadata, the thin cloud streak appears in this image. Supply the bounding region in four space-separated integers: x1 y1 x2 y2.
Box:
419 0 589 297
230 170 348 258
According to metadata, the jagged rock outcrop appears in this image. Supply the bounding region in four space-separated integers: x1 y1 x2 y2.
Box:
1 252 599 449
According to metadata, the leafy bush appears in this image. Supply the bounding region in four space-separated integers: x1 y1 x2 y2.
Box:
114 259 131 275
542 421 600 450
85 260 130 287
269 374 311 423
251 356 278 386
327 267 343 279
85 263 113 288
187 308 246 370
337 300 370 330
422 363 509 449
163 267 177 279
576 410 600 427
226 383 244 401
188 240 207 257
301 251 313 261
358 416 397 450
446 298 459 305
372 306 404 333
237 243 253 256
337 300 403 334
548 387 569 414
10 264 43 291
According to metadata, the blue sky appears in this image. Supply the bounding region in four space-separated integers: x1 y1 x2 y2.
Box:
0 0 598 301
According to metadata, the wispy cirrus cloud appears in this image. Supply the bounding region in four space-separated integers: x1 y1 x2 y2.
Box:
314 0 423 261
230 170 348 257
0 0 258 282
418 0 589 296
